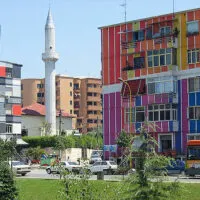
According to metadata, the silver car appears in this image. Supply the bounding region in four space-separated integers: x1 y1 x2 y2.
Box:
10 161 31 176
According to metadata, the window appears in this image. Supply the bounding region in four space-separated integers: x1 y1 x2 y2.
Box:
6 68 12 78
37 93 44 97
159 134 172 152
87 93 92 96
133 57 145 69
6 124 12 133
188 77 200 92
87 102 92 106
124 106 145 123
146 27 152 39
37 84 43 89
70 110 72 114
70 82 72 87
133 30 145 41
21 84 23 90
188 133 200 140
160 26 171 36
148 104 177 121
70 100 73 105
147 76 177 94
187 21 199 36
188 49 200 64
148 48 174 67
189 107 200 119
74 84 79 89
70 91 72 96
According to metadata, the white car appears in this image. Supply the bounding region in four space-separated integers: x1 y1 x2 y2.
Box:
10 161 31 176
88 161 118 175
90 155 102 164
46 161 82 174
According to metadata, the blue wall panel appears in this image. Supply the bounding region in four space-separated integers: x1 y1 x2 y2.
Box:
196 92 200 106
189 93 195 106
169 121 173 132
135 122 141 133
190 120 196 133
135 96 141 106
197 120 200 133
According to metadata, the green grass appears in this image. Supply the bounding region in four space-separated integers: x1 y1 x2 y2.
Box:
16 179 200 200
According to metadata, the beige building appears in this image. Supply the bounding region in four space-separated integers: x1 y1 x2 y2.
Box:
21 75 102 133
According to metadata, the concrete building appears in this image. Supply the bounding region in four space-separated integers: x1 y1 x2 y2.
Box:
0 61 22 140
99 8 200 159
22 103 75 137
42 9 59 135
21 76 102 133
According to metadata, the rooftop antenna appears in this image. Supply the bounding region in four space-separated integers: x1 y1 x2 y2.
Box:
120 0 127 27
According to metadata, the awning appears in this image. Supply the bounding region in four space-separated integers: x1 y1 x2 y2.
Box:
121 79 146 97
16 138 28 145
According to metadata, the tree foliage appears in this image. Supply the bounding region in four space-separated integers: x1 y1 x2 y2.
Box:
0 138 18 200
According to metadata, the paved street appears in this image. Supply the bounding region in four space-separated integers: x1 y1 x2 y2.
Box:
16 168 200 183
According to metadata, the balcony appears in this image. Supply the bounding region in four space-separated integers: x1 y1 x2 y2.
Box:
87 114 102 120
87 96 101 102
87 87 102 93
87 105 102 111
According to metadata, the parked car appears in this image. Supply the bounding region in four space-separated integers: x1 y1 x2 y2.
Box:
9 161 31 176
46 161 82 174
90 155 102 164
88 160 118 175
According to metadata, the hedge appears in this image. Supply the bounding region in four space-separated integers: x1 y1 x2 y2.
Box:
22 135 103 149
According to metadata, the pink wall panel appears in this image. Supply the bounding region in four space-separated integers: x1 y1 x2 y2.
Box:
110 93 116 144
109 27 115 84
162 121 169 132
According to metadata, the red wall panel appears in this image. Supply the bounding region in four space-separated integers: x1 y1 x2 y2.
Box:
0 66 6 77
115 26 121 83
187 11 194 21
188 36 195 49
12 105 21 116
109 27 115 84
102 28 109 85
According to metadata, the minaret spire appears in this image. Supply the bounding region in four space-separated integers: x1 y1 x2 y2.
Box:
42 9 59 135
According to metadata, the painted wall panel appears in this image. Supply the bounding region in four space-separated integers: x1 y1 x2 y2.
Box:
109 93 115 144
116 92 121 134
189 93 195 106
12 105 21 116
190 120 196 133
12 85 21 97
162 121 169 132
0 103 5 115
135 96 141 106
197 120 200 133
0 123 6 133
187 11 194 21
12 123 21 134
115 26 121 84
0 66 6 77
13 65 21 78
104 94 109 145
102 28 109 85
196 92 200 105
109 27 115 84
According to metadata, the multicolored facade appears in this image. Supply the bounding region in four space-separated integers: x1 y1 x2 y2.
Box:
0 61 22 140
100 8 200 159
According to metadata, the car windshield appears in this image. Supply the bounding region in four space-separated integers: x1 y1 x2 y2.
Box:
68 162 78 165
92 155 101 158
109 161 117 165
12 161 25 166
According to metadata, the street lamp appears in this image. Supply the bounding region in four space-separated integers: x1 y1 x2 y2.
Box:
118 77 132 133
118 77 133 168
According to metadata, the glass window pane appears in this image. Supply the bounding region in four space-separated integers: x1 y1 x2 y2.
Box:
166 48 172 53
136 112 145 122
154 111 159 121
189 78 194 92
153 50 159 55
155 82 163 93
148 83 155 94
192 51 196 63
166 110 170 120
160 49 165 54
188 51 191 63
164 81 173 93
148 56 153 67
160 111 165 120
149 112 153 121
147 51 152 56
160 55 165 66
160 105 164 109
154 105 159 110
154 55 159 66
195 107 200 119
187 21 199 34
148 105 153 110
166 54 172 65
166 104 170 109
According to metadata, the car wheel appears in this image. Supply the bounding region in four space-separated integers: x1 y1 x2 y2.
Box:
21 173 26 176
46 168 51 174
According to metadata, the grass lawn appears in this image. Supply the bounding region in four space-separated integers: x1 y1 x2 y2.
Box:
16 179 200 200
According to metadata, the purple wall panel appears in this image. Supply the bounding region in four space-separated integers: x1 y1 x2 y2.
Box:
155 122 162 132
155 94 162 104
104 94 109 145
116 92 122 135
142 95 148 105
148 95 154 104
110 93 116 144
182 79 188 152
162 121 169 132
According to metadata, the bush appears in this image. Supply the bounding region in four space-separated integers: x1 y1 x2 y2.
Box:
22 135 103 149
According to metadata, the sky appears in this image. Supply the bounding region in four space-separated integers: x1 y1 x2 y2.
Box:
0 0 199 79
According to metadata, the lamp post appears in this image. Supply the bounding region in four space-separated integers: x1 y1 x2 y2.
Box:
119 77 133 168
118 78 132 133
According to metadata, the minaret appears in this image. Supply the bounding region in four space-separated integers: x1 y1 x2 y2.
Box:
42 9 59 135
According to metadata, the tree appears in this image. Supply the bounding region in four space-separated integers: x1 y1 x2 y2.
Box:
40 121 52 136
0 138 18 200
25 146 45 161
123 124 183 200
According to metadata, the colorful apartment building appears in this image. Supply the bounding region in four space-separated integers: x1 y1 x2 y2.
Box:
21 75 102 133
0 61 22 140
100 8 200 159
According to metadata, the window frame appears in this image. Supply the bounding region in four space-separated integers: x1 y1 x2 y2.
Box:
187 21 199 36
188 77 200 92
124 106 145 123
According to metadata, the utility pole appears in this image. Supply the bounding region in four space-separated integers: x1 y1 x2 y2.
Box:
96 116 99 148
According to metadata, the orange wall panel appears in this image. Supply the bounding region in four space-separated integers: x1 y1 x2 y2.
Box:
115 26 121 83
188 36 195 49
187 11 194 21
154 66 161 73
12 105 21 116
102 28 109 85
148 68 153 74
141 68 147 76
135 69 141 77
109 27 115 84
195 10 200 20
161 66 168 72
0 66 6 77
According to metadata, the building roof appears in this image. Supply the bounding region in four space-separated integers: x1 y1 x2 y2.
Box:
98 7 200 29
22 103 75 118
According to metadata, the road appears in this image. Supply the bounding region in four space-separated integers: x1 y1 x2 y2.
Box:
16 168 200 183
